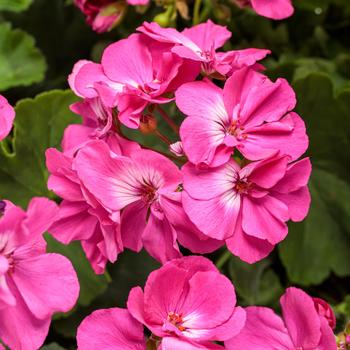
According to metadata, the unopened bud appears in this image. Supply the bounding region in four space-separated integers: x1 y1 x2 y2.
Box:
139 114 158 134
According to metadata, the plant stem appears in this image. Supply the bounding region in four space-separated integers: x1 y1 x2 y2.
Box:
216 249 232 270
154 129 172 145
193 0 202 25
157 105 179 134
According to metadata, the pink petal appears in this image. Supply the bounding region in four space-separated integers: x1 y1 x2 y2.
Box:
241 112 308 161
181 271 236 331
280 287 321 349
11 253 79 319
251 0 294 20
0 281 50 350
121 201 147 252
77 308 146 350
225 306 294 350
242 195 289 244
161 337 224 350
49 200 98 243
102 34 153 86
273 186 311 222
182 20 231 51
127 286 147 325
225 213 274 263
317 317 337 350
142 213 182 263
0 95 15 141
22 197 58 238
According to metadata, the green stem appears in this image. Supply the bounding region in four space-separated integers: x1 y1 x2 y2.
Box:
216 250 232 270
157 105 179 134
193 0 202 25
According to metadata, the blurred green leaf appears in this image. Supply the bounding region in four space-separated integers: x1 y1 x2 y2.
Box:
279 73 350 285
0 0 32 12
0 90 79 207
229 256 283 306
46 236 109 307
0 22 46 90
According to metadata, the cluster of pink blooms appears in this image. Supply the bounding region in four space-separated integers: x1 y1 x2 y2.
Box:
0 18 337 350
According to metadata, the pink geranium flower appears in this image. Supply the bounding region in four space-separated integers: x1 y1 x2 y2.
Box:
182 153 311 263
74 0 149 33
0 95 15 141
138 20 270 77
77 308 146 349
74 140 223 263
225 287 337 350
46 129 139 274
127 256 246 349
234 0 294 20
176 67 308 167
69 33 199 128
0 198 79 350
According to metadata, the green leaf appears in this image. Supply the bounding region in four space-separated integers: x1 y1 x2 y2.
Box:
46 235 109 307
279 73 350 285
0 22 46 90
228 256 283 306
0 0 32 12
0 90 79 207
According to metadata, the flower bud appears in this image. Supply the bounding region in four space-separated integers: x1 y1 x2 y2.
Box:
139 114 158 134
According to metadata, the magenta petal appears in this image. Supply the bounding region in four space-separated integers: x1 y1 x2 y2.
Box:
317 317 337 350
0 95 15 141
11 253 79 319
142 213 182 263
0 282 51 350
77 308 146 350
280 287 321 349
251 0 294 20
161 337 224 350
242 195 289 244
225 306 294 350
22 197 58 238
181 271 236 330
182 20 231 51
127 286 147 325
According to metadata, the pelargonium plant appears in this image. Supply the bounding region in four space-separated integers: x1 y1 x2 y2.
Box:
0 12 341 350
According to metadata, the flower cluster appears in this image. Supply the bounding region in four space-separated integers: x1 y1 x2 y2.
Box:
77 256 337 349
0 18 338 350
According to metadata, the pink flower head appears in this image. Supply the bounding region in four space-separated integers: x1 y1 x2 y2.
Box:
74 0 149 33
138 20 270 77
225 287 337 350
0 198 79 350
77 307 146 349
0 95 15 141
74 140 223 263
69 33 199 128
313 297 336 330
46 130 140 274
127 256 246 348
235 0 294 20
182 153 312 263
176 67 308 167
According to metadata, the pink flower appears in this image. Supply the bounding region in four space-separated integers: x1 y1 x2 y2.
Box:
74 0 149 33
234 0 294 20
225 287 337 350
0 95 15 141
138 20 270 77
0 198 79 350
127 256 246 349
77 307 146 349
182 153 311 263
74 140 223 263
313 297 336 330
46 131 139 274
176 67 308 167
69 33 199 128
